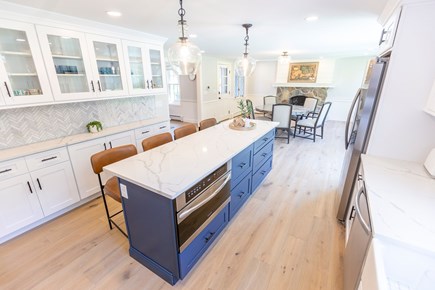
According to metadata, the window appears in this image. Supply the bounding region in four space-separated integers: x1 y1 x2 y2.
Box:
235 75 245 97
166 67 180 104
218 65 230 96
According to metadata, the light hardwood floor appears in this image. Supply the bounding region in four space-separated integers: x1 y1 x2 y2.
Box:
0 121 345 290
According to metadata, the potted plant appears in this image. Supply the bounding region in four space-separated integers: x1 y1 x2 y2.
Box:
86 121 103 133
236 98 253 127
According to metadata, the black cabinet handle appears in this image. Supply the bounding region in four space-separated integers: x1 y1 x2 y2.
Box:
142 130 150 134
260 170 267 175
90 81 95 92
204 231 215 242
262 137 268 142
0 168 12 174
146 80 150 89
261 153 267 157
27 181 33 194
237 191 245 198
104 143 107 150
379 28 387 45
37 178 42 190
238 162 247 169
4 82 11 97
150 80 154 88
41 156 57 162
109 141 113 149
357 174 363 181
349 206 356 221
97 80 102 92
159 126 166 129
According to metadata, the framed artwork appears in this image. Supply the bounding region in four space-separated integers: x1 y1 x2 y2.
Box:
288 62 319 83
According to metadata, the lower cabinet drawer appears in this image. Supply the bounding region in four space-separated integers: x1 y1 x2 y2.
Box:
253 141 273 174
178 204 229 279
230 172 251 219
231 145 253 188
253 129 274 154
252 157 273 193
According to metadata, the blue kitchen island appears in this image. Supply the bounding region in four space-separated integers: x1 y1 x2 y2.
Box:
104 119 278 285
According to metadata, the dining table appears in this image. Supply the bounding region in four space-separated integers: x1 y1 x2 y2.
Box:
255 104 310 117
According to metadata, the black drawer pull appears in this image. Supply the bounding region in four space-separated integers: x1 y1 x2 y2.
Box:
159 126 166 129
37 178 42 190
261 153 267 157
204 231 215 242
357 174 363 181
0 168 12 174
27 181 33 194
238 162 247 168
142 130 150 134
260 170 267 175
41 156 57 162
237 191 245 198
262 137 268 142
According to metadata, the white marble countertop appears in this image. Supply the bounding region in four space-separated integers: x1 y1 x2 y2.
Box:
104 119 279 199
0 117 169 162
361 154 435 289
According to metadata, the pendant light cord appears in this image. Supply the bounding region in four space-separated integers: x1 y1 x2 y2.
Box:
242 24 252 57
178 0 187 41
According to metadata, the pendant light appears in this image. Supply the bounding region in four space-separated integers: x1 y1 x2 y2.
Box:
167 0 201 76
234 24 256 77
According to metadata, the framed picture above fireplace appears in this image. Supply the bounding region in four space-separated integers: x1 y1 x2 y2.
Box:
288 62 319 83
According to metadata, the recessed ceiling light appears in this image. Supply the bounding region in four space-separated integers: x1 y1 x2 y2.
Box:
189 34 197 38
107 11 122 17
16 38 26 42
305 16 319 22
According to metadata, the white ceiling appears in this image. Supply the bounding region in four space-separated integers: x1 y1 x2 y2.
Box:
3 0 389 60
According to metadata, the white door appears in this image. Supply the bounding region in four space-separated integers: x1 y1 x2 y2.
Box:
0 19 53 105
106 130 136 149
68 137 106 199
86 34 129 98
0 174 44 237
36 26 96 101
146 45 166 94
31 162 80 216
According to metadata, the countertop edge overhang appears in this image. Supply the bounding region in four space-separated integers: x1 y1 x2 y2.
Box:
104 120 279 199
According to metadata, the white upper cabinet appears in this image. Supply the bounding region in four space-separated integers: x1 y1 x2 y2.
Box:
36 26 95 101
0 20 53 106
378 7 402 56
123 40 166 95
86 34 129 98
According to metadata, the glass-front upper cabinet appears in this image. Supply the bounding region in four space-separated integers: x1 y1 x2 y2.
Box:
37 26 95 101
123 40 166 95
0 20 52 106
87 35 128 98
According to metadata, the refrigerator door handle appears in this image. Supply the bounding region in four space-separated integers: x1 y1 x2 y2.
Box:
345 89 362 150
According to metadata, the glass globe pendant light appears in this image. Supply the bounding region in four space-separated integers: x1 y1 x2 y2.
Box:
167 0 201 76
234 24 256 77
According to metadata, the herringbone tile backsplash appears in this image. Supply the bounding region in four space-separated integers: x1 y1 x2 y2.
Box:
0 96 155 150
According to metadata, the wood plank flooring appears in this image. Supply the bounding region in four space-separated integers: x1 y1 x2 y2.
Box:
0 121 346 290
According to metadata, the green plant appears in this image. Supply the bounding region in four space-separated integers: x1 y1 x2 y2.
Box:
237 98 253 118
86 121 103 133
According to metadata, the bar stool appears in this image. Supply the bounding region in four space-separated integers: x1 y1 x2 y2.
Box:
90 144 137 237
174 124 197 140
142 132 173 151
199 118 217 130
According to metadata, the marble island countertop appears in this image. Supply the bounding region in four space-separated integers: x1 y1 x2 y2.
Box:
361 154 435 290
104 119 279 199
0 117 169 162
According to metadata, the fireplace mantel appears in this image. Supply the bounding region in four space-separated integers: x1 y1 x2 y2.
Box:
273 83 334 88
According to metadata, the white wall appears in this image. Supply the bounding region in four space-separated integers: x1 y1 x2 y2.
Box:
246 61 277 107
326 56 372 121
169 75 198 123
367 2 435 162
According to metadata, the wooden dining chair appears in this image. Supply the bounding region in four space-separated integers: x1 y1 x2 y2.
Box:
272 104 293 144
174 124 197 140
90 144 137 237
263 95 277 105
142 132 173 151
199 118 217 130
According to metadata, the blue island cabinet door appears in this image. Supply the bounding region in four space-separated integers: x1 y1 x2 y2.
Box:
119 179 180 285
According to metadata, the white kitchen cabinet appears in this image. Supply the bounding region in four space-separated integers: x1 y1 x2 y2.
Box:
68 130 135 199
154 121 170 135
134 124 156 153
0 19 53 106
345 165 364 246
123 40 166 96
378 7 402 56
0 173 44 237
86 34 129 98
359 242 379 290
36 26 95 101
28 161 79 216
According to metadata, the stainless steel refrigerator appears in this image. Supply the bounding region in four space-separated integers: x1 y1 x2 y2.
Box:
336 57 390 222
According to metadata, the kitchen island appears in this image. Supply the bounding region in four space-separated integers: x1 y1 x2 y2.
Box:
104 119 278 284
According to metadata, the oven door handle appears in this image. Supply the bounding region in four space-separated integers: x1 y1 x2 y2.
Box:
179 174 231 221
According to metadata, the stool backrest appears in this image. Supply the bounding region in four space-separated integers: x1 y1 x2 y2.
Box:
199 118 217 131
142 132 173 151
174 124 197 140
90 144 137 174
